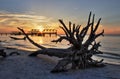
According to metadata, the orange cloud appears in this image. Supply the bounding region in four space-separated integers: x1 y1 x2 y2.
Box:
103 26 120 35
0 12 119 35
0 12 57 33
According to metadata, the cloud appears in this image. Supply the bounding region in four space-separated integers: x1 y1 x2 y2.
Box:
0 13 52 22
0 11 54 30
0 18 8 22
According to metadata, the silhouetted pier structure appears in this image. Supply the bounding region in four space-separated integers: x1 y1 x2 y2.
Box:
29 29 57 37
42 29 57 36
0 33 10 36
0 29 57 37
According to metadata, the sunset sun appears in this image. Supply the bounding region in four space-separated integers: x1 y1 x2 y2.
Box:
37 25 44 32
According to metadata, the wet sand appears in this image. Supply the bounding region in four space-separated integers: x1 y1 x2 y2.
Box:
0 47 120 79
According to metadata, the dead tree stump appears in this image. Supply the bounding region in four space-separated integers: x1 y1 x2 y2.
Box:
18 12 105 73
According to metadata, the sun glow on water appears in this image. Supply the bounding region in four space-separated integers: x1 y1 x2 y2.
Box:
39 39 43 44
37 25 44 32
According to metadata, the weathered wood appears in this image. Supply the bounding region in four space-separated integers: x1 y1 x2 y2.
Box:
29 48 73 58
0 49 6 57
51 56 72 73
18 12 105 73
9 51 20 56
10 36 26 40
17 27 46 49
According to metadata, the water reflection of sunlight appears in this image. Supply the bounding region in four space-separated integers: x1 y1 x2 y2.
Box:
39 39 43 44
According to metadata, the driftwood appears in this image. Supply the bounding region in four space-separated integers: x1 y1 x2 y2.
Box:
0 49 20 57
18 12 105 73
10 36 26 40
29 48 73 58
9 51 20 56
0 49 6 57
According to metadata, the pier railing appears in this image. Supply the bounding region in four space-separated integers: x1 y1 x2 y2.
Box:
42 29 57 36
1 29 57 37
0 33 10 36
29 29 57 36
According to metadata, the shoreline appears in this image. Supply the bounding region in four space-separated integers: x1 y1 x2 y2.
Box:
0 46 120 79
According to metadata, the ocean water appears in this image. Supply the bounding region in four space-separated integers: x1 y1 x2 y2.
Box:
98 35 120 54
0 35 70 51
0 34 120 64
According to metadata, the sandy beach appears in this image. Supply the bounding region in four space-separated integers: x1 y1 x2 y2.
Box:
0 46 120 79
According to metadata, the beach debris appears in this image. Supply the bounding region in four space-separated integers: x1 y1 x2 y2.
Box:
5 47 15 49
0 49 7 57
18 12 105 73
10 36 26 40
9 51 20 56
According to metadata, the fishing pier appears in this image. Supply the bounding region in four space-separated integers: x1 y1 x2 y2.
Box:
42 29 57 36
0 33 10 36
0 29 57 37
28 29 57 36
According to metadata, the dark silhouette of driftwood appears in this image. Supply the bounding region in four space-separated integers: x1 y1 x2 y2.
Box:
18 12 105 73
9 51 20 56
10 36 26 40
0 49 6 57
0 49 20 58
17 27 46 49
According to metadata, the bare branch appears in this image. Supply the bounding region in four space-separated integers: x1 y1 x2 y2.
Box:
59 26 69 37
87 12 92 25
90 41 101 50
95 29 104 38
72 23 76 34
76 25 81 36
80 23 92 37
93 18 101 33
17 27 46 49
59 19 70 34
59 19 76 45
51 36 71 43
69 21 72 32
91 14 95 33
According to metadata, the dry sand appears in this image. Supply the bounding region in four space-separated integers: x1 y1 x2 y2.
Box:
0 47 120 79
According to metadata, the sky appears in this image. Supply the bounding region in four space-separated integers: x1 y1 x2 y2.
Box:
0 0 120 34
